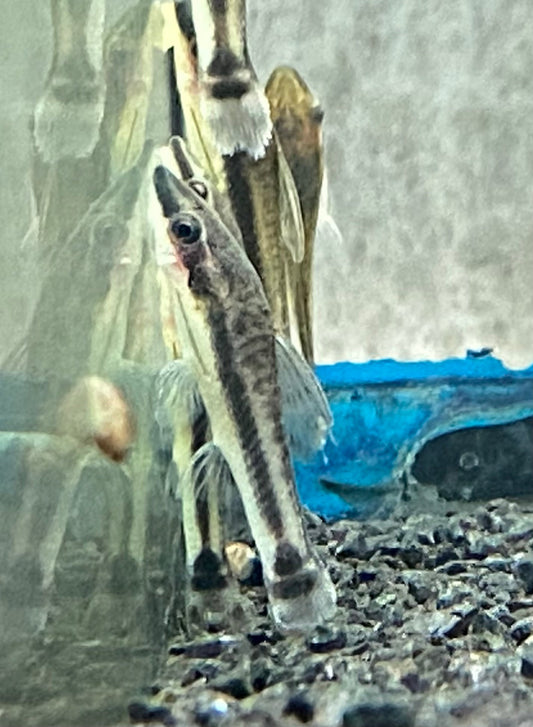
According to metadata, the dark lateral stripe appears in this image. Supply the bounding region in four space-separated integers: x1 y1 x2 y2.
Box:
274 541 303 576
209 0 227 14
191 405 209 453
207 307 284 538
193 459 211 546
223 154 263 279
208 0 229 46
174 0 195 43
207 48 243 77
167 48 185 138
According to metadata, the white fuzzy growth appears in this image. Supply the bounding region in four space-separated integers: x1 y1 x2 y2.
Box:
199 86 273 160
33 90 105 162
33 0 105 162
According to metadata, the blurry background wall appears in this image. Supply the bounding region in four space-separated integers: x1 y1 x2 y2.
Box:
1 0 532 368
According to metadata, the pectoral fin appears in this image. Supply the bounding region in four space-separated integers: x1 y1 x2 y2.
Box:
277 143 305 264
275 336 332 461
181 442 234 572
154 358 208 494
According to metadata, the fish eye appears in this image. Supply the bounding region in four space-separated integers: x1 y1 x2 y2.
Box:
189 179 209 200
311 105 324 123
170 213 202 245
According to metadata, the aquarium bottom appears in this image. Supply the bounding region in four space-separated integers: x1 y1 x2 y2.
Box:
127 496 533 727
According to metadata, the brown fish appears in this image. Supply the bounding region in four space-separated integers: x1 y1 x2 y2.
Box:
265 66 325 363
153 161 336 630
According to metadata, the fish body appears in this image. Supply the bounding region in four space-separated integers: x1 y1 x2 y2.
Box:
153 163 336 630
169 3 307 352
223 141 300 340
265 67 324 363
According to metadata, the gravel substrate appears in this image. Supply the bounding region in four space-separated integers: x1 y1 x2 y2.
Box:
130 495 533 727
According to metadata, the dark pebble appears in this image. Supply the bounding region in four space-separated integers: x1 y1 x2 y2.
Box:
481 557 512 572
429 615 461 642
447 525 466 546
521 646 533 679
437 584 472 609
399 546 423 568
247 631 270 646
127 702 175 726
337 535 369 560
342 702 414 727
301 661 325 684
306 627 347 653
181 663 218 687
414 645 450 673
358 569 377 583
229 710 281 727
181 668 202 687
215 677 251 700
516 557 533 594
194 702 228 727
169 639 233 659
437 561 467 575
250 657 272 692
435 547 460 567
187 641 225 658
400 672 430 694
433 525 449 544
466 536 500 560
475 508 494 532
404 574 432 605
511 617 533 644
379 544 401 557
145 684 163 696
490 604 515 627
507 524 533 543
367 579 384 598
452 602 478 620
470 610 505 635
283 693 314 723
337 593 358 609
240 557 264 587
345 609 367 625
430 610 475 641
508 598 533 612
416 532 434 546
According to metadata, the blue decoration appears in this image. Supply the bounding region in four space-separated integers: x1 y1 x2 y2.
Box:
296 356 533 520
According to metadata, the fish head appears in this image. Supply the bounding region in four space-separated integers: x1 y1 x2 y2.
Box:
169 135 222 209
265 66 324 151
153 163 240 301
169 135 244 244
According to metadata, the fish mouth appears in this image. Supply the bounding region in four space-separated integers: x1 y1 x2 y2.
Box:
268 559 337 632
153 165 203 219
265 66 308 102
